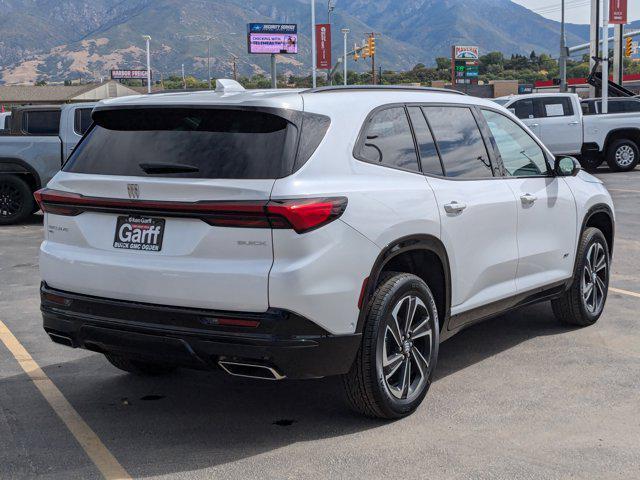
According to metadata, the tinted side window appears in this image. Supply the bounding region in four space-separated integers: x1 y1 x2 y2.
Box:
359 107 420 172
509 99 534 120
482 110 548 177
422 106 493 178
407 107 443 175
23 110 60 135
74 108 93 135
624 101 640 112
539 97 574 117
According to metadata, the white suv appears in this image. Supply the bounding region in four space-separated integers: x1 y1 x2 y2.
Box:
36 81 615 419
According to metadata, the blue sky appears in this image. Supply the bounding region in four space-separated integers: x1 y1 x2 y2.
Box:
512 0 639 24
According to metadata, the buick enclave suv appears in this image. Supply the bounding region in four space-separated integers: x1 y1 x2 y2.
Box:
36 81 614 419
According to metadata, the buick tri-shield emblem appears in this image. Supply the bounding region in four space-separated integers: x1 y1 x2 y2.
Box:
127 184 140 199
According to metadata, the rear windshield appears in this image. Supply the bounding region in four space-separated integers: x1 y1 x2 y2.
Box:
64 108 300 179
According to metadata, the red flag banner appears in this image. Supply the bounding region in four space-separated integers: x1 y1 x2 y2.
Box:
315 24 331 69
610 0 628 24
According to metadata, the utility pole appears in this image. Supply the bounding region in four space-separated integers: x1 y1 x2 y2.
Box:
602 0 609 113
327 1 335 85
311 0 317 87
181 63 186 90
207 36 212 90
559 0 568 92
589 0 600 97
231 55 238 80
613 24 624 85
341 28 349 86
143 35 151 94
271 54 277 89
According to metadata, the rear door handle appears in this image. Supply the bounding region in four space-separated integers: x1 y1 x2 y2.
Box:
520 193 537 205
568 121 580 125
444 201 467 214
529 123 539 127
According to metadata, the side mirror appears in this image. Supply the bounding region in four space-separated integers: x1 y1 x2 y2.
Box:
555 156 581 177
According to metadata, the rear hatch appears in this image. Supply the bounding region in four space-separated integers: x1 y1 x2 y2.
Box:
38 105 300 312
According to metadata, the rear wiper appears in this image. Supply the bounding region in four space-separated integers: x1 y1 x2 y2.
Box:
139 162 199 174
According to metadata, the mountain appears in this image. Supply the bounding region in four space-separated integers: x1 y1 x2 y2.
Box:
0 0 636 84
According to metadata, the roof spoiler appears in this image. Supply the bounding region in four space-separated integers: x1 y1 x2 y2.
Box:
215 79 245 93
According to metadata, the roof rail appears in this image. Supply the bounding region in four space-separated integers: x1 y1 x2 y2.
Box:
302 85 467 95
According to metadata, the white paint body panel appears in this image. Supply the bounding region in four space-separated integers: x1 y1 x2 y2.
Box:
39 88 615 338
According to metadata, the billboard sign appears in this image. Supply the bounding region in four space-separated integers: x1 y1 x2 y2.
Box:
111 69 150 80
454 46 479 60
247 23 298 54
609 0 627 24
315 24 332 69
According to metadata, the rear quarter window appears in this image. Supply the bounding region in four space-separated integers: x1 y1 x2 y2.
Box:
22 110 60 135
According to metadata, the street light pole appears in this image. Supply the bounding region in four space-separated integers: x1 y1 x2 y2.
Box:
207 36 212 90
143 35 151 93
559 0 568 92
602 0 609 113
311 0 316 88
341 28 349 86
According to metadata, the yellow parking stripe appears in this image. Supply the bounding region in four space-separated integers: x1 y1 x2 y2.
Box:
0 320 131 480
608 188 640 194
609 287 640 299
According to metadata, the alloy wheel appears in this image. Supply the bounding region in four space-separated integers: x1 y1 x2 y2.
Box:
382 295 434 401
615 145 635 167
582 242 608 315
0 182 22 219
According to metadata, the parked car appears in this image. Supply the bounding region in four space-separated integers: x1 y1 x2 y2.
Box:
495 92 640 171
36 82 614 419
0 111 11 131
581 97 640 115
0 103 95 224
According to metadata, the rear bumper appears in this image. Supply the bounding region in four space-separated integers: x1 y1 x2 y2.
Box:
40 283 361 379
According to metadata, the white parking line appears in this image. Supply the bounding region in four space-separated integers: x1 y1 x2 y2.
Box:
608 188 640 194
0 320 131 480
609 287 640 299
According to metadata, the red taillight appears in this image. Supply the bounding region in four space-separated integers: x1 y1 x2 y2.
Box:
214 317 260 328
35 188 347 234
266 197 348 233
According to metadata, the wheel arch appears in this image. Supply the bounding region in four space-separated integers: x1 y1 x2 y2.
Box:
357 234 452 334
0 157 42 192
602 128 640 153
571 204 615 285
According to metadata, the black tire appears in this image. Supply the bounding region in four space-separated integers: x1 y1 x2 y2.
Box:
606 139 639 172
0 174 35 225
551 227 610 327
342 273 439 419
105 353 177 376
578 154 604 172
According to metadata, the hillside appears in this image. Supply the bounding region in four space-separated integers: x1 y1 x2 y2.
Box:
0 0 636 84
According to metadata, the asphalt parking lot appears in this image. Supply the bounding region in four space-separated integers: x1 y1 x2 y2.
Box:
1 170 639 480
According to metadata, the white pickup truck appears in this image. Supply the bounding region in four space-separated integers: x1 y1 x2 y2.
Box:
495 92 640 171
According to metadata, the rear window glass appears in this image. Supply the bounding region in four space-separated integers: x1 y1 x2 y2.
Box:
64 108 299 179
23 110 60 135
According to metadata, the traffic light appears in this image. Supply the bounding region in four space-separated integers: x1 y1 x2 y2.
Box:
626 37 633 57
368 36 376 56
361 41 370 59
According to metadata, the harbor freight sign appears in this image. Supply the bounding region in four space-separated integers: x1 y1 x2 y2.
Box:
247 23 298 54
111 69 150 80
609 0 628 24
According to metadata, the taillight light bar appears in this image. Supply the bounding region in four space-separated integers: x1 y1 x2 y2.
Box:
34 188 347 234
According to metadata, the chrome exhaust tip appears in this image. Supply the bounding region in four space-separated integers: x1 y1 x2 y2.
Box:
218 360 285 381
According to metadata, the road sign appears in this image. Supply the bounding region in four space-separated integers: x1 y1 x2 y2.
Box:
609 0 627 25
